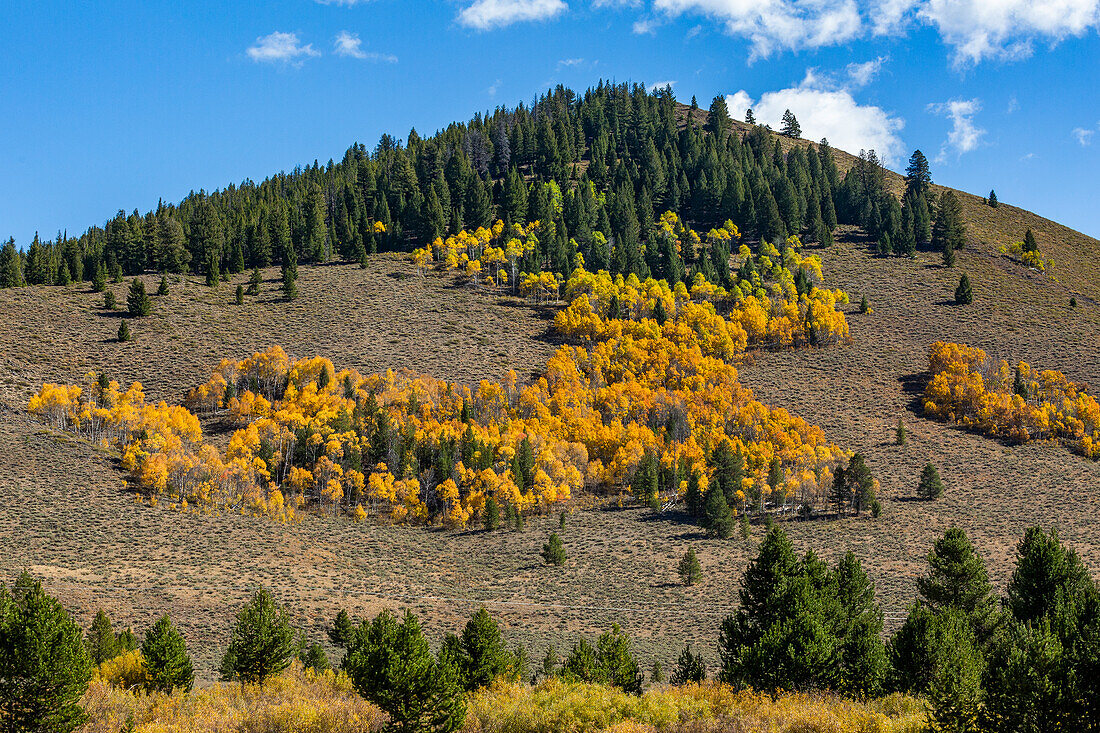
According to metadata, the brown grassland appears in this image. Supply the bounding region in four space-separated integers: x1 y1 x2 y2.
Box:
3 173 1100 683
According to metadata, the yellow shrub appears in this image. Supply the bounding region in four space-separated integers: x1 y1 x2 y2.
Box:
95 650 148 690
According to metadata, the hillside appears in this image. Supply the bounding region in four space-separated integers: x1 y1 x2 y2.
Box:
4 86 1100 683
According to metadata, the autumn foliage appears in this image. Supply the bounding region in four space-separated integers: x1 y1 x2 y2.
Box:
30 214 854 527
923 341 1100 457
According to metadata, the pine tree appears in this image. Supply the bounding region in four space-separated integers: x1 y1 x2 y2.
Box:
918 463 944 500
932 190 965 252
344 610 466 733
678 546 703 586
904 150 932 199
156 274 169 295
457 607 511 690
483 496 500 530
917 527 998 638
90 260 106 293
859 295 869 314
117 320 131 342
705 96 730 139
684 469 704 517
924 611 985 732
541 533 566 566
703 484 734 539
299 642 330 673
988 189 998 208
1005 526 1092 625
219 589 296 686
85 609 118 665
780 109 801 138
846 453 876 515
670 645 706 684
246 268 263 295
943 240 956 267
0 572 92 733
896 416 907 445
955 273 972 304
745 108 755 124
1023 228 1039 253
832 552 888 696
126 278 151 317
329 609 355 648
141 614 193 693
235 284 244 305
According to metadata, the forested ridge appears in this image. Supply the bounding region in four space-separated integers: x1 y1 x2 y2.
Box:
0 81 944 291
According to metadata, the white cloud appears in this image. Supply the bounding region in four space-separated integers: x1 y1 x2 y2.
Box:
246 32 320 65
652 0 862 59
846 56 887 87
928 98 985 161
649 80 676 91
726 90 755 120
919 0 1100 65
609 0 1100 65
1073 127 1095 145
1006 95 1019 113
558 57 585 66
727 72 906 164
333 31 397 61
458 0 567 29
633 16 660 33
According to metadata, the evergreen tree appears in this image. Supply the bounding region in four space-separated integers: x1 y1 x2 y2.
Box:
703 483 735 539
745 108 755 124
895 416 907 446
85 609 118 665
126 278 151 317
90 259 106 293
482 496 500 531
780 109 801 138
156 274 169 296
141 614 194 693
684 469 704 518
565 625 644 694
904 150 932 199
918 463 944 500
670 645 706 684
988 189 998 208
344 610 466 733
0 238 25 288
1005 526 1092 625
541 533 566 566
955 273 972 304
832 552 887 695
299 642 330 673
705 96 730 139
235 283 244 305
0 572 92 733
329 609 356 648
246 268 263 295
457 607 511 690
918 527 998 639
117 320 131 342
219 589 296 686
677 546 703 586
943 240 956 267
925 611 985 732
1023 228 1039 253
932 190 965 252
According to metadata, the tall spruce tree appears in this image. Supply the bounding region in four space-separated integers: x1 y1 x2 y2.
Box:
219 589 296 686
142 614 193 693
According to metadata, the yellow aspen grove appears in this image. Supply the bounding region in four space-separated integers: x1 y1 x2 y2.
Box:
30 215 855 527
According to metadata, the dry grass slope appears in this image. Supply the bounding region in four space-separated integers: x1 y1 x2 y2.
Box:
3 165 1100 682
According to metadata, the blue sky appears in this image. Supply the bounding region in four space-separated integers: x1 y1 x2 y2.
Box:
2 0 1099 245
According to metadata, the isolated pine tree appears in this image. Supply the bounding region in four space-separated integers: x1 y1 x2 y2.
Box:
235 284 244 305
745 108 755 124
988 189 998 208
541 533 566 566
918 463 944 500
955 274 972 304
943 241 956 267
678 546 703 586
117 320 131 342
896 417 907 445
127 278 151 317
141 614 193 693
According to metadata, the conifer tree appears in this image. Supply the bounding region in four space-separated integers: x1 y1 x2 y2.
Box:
780 109 801 138
703 484 734 539
924 611 985 732
117 320 131 342
932 190 965 252
235 284 244 305
684 469 704 518
483 496 500 530
943 240 956 267
156 274 169 295
85 609 118 665
904 150 932 199
918 463 944 500
895 416 907 445
988 189 998 208
670 645 706 684
329 609 355 648
1005 526 1092 625
219 589 296 686
141 614 194 693
344 610 466 733
705 96 730 139
126 278 151 317
457 607 511 690
678 546 703 586
917 527 998 639
745 108 755 124
90 259 106 293
246 268 262 295
541 533 566 566
0 572 92 733
299 642 330 673
1023 228 1039 253
832 552 887 696
955 273 972 304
